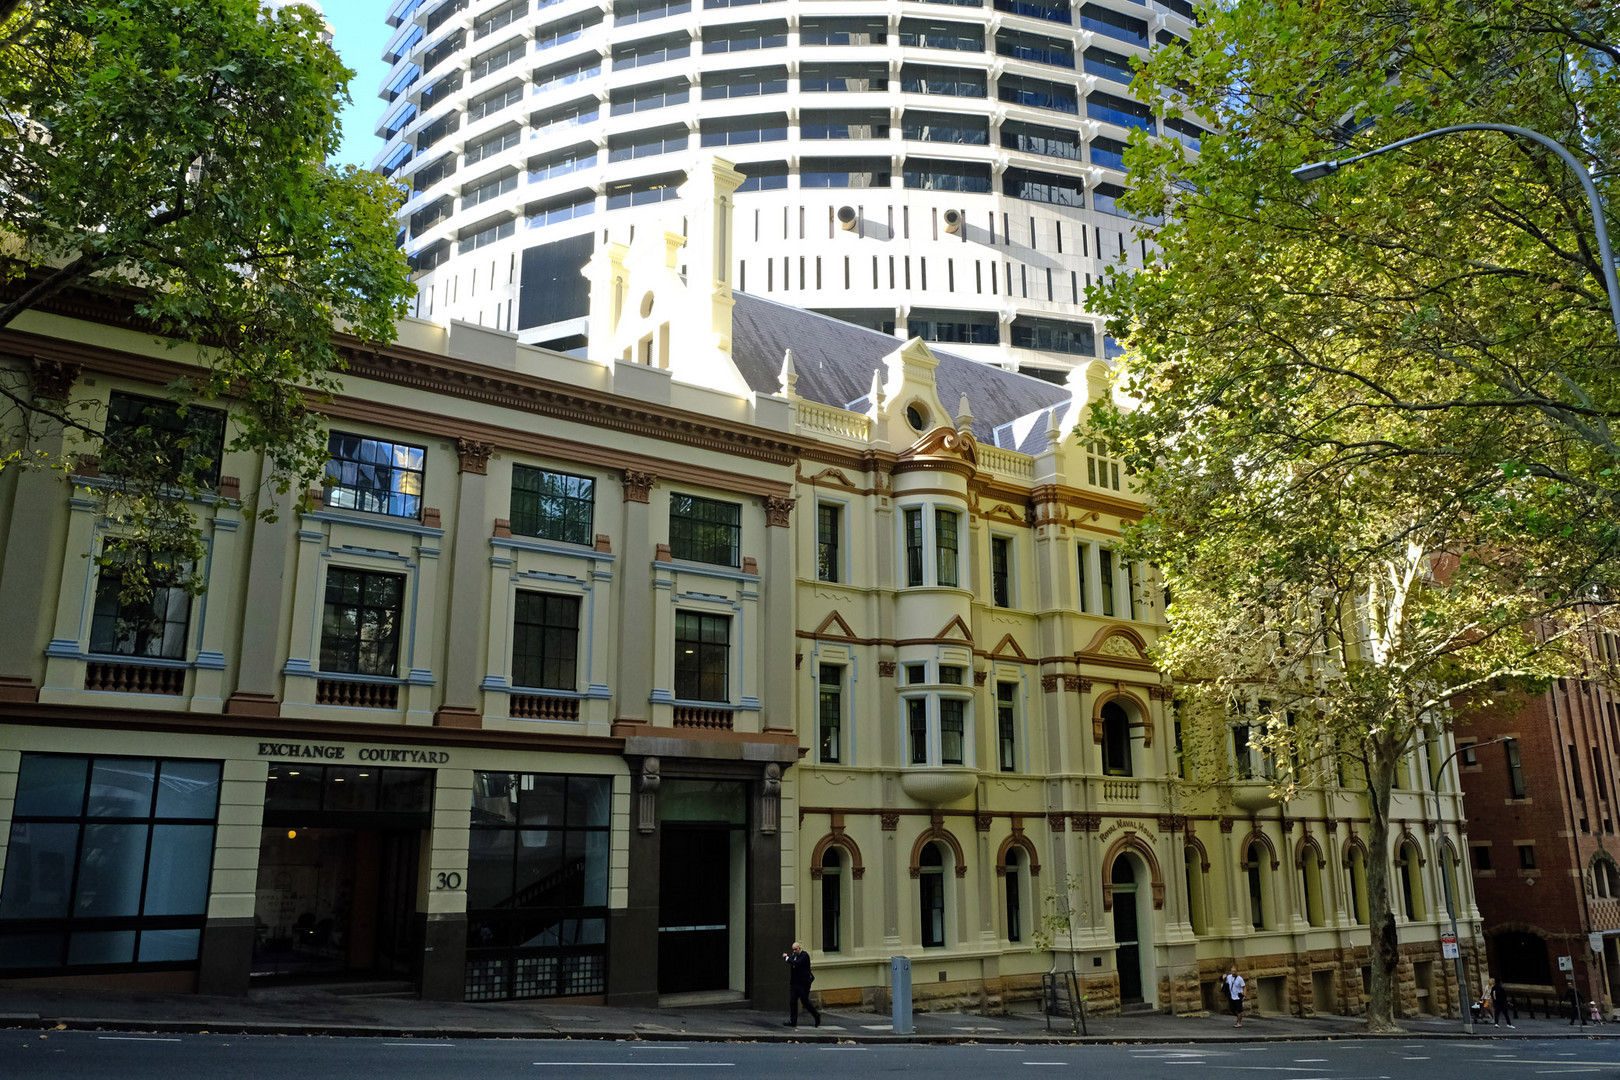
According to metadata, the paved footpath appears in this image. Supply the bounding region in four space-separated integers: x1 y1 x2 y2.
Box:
0 984 1615 1044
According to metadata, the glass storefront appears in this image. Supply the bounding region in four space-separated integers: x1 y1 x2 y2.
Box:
465 772 611 1000
0 754 221 972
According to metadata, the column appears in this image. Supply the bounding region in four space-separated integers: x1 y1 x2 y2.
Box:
224 501 293 716
434 438 492 727
617 469 656 723
190 496 242 713
421 768 472 1001
762 495 795 731
0 361 74 700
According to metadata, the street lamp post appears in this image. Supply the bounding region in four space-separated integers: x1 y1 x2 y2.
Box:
1292 124 1620 349
1427 733 1517 1036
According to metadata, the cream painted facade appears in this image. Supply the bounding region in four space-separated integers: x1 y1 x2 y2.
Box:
0 157 1480 1016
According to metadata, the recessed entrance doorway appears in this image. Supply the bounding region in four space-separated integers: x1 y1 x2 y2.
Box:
657 780 747 998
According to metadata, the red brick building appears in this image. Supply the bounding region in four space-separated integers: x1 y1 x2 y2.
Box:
1459 633 1620 1015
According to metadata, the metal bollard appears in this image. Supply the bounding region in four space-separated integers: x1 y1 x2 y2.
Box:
891 955 914 1035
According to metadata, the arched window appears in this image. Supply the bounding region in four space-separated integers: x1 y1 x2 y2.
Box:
1005 848 1023 943
1347 846 1369 924
1102 701 1132 776
821 849 843 953
1245 842 1268 930
1398 841 1425 921
1184 844 1208 935
920 842 946 948
1299 847 1325 927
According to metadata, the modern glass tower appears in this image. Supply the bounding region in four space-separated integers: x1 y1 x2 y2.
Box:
374 0 1199 378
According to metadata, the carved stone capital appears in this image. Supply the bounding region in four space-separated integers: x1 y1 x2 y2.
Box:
1148 685 1174 702
878 661 897 678
1041 674 1060 693
1077 678 1094 694
623 469 656 503
1063 674 1081 692
976 812 993 832
1219 816 1237 833
974 670 987 687
455 438 493 475
880 811 901 831
1157 815 1178 833
1047 812 1067 832
765 494 796 527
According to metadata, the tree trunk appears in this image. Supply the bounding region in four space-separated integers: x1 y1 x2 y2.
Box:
1364 739 1402 1032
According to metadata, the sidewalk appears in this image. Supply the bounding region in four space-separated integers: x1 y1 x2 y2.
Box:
0 983 1616 1043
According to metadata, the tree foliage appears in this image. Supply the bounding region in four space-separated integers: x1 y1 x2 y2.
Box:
0 0 411 593
1092 0 1616 1031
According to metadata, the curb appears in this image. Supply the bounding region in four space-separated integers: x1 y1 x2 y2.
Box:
5 1015 1617 1044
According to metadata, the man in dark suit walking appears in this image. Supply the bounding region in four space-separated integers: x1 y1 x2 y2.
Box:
783 941 820 1027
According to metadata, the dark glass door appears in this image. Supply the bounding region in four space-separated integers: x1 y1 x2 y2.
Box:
1112 860 1142 1003
657 826 731 993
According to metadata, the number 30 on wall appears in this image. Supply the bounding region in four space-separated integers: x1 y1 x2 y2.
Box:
435 871 463 890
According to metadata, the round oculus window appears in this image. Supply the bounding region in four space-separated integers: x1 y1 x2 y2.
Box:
905 404 928 431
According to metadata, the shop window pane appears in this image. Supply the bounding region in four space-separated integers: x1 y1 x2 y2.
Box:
68 929 136 965
13 756 88 817
75 823 149 917
143 825 215 915
466 829 517 909
265 765 323 811
515 829 568 902
87 759 156 817
381 769 435 813
154 760 222 819
0 823 81 918
568 830 610 906
520 775 568 826
138 927 201 962
0 931 66 968
567 776 612 828
325 767 381 812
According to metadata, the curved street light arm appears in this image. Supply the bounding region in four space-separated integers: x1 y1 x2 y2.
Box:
1293 124 1620 348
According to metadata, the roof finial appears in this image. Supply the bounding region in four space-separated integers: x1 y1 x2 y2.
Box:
869 368 886 410
1045 405 1062 448
955 392 973 431
778 348 798 397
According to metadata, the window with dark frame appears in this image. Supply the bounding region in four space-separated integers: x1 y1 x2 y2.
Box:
905 508 925 586
1517 844 1537 870
822 848 843 952
939 698 965 765
936 508 959 587
997 681 1017 771
1102 702 1131 776
669 494 741 567
510 466 595 545
908 697 929 764
319 568 405 677
817 503 841 582
325 432 426 519
104 391 227 490
991 536 1011 607
674 611 730 701
920 843 946 946
1506 738 1527 798
1472 846 1492 872
1099 547 1117 617
512 592 581 691
89 548 192 660
818 665 842 763
0 754 221 972
1005 848 1022 941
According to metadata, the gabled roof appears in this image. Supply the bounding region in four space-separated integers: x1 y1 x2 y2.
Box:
728 292 1073 444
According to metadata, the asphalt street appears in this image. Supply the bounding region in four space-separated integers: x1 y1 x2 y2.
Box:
7 1032 1620 1080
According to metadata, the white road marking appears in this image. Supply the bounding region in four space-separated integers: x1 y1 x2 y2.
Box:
1022 1062 1068 1066
532 1063 735 1068
97 1037 182 1043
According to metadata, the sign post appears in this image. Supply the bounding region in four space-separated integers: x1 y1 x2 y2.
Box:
1441 931 1459 960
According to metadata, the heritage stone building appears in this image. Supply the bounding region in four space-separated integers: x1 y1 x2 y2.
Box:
0 158 1479 1016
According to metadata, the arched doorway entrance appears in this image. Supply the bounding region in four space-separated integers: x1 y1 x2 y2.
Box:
1112 857 1143 1004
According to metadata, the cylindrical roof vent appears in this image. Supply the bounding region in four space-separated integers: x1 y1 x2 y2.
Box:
837 205 858 231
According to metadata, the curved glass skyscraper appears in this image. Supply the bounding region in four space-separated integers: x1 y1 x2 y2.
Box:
374 0 1199 378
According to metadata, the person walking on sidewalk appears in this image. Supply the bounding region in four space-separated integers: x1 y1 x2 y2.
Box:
1567 985 1587 1026
783 941 820 1028
1489 977 1513 1028
1222 965 1246 1028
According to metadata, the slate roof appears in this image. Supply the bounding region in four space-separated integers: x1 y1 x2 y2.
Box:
729 292 1074 448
